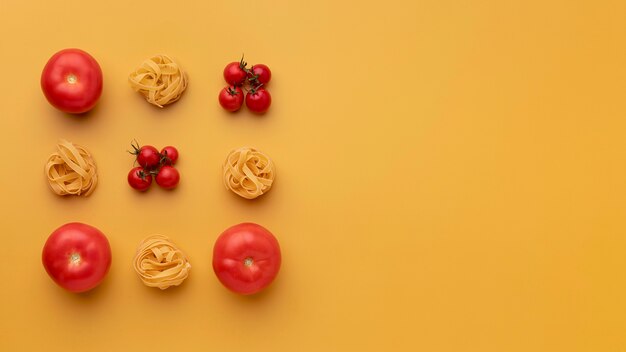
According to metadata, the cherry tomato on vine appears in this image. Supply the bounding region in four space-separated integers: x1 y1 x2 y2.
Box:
249 64 272 85
128 167 152 191
245 87 272 113
41 48 103 114
156 166 180 189
213 222 281 295
42 222 111 293
223 58 248 86
219 85 244 112
160 146 179 165
130 142 160 169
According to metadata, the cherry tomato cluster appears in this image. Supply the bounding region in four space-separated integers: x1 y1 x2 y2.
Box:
127 141 180 191
219 56 272 113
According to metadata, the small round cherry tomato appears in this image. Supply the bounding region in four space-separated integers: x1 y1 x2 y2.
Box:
245 88 272 113
223 60 247 86
41 48 103 114
249 64 271 85
218 86 244 112
160 146 179 165
130 142 160 169
42 222 112 293
128 167 152 191
156 166 180 189
213 222 281 295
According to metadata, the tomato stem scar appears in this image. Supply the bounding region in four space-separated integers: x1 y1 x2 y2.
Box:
244 257 253 267
69 253 81 265
66 74 77 84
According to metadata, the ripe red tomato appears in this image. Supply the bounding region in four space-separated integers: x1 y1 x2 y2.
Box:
245 88 272 113
213 223 281 295
128 167 152 191
41 48 103 114
223 60 247 86
130 143 160 169
218 86 244 112
160 146 179 165
249 64 272 85
156 166 180 189
42 223 111 293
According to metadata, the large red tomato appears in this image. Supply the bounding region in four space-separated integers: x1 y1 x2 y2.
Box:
41 49 103 114
42 222 111 293
213 223 281 295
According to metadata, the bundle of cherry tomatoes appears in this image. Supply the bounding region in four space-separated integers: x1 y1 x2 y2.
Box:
219 56 272 113
127 141 180 191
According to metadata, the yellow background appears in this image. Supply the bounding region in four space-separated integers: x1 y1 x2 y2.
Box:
0 0 625 351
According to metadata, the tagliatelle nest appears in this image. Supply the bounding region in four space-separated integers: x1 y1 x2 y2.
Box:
45 139 98 196
133 235 191 290
223 147 275 199
128 54 188 107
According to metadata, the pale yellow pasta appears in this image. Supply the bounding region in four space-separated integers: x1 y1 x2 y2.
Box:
128 54 188 107
133 235 191 290
45 139 97 196
223 147 275 199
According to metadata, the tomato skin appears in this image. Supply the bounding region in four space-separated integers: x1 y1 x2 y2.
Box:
41 49 103 114
128 167 152 191
250 64 272 85
245 88 272 113
156 166 180 189
213 223 281 295
160 146 179 165
218 86 244 112
42 223 111 293
137 145 160 169
223 62 247 86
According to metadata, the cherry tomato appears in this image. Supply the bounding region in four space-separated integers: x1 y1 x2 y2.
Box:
218 86 244 112
130 142 160 169
245 88 272 113
160 146 179 165
249 64 272 85
156 166 180 189
223 60 247 86
41 48 103 114
213 223 281 295
128 167 152 191
42 222 111 293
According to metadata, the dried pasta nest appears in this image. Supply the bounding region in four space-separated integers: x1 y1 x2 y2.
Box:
223 147 275 199
45 139 98 196
128 54 188 107
133 235 191 290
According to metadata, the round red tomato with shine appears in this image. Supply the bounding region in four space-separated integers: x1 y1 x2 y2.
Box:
250 64 272 85
155 166 180 189
41 48 103 114
223 61 247 86
245 88 272 113
218 85 244 112
42 222 111 293
213 223 281 295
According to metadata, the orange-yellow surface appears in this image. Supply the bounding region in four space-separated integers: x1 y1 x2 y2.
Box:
0 1 625 351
